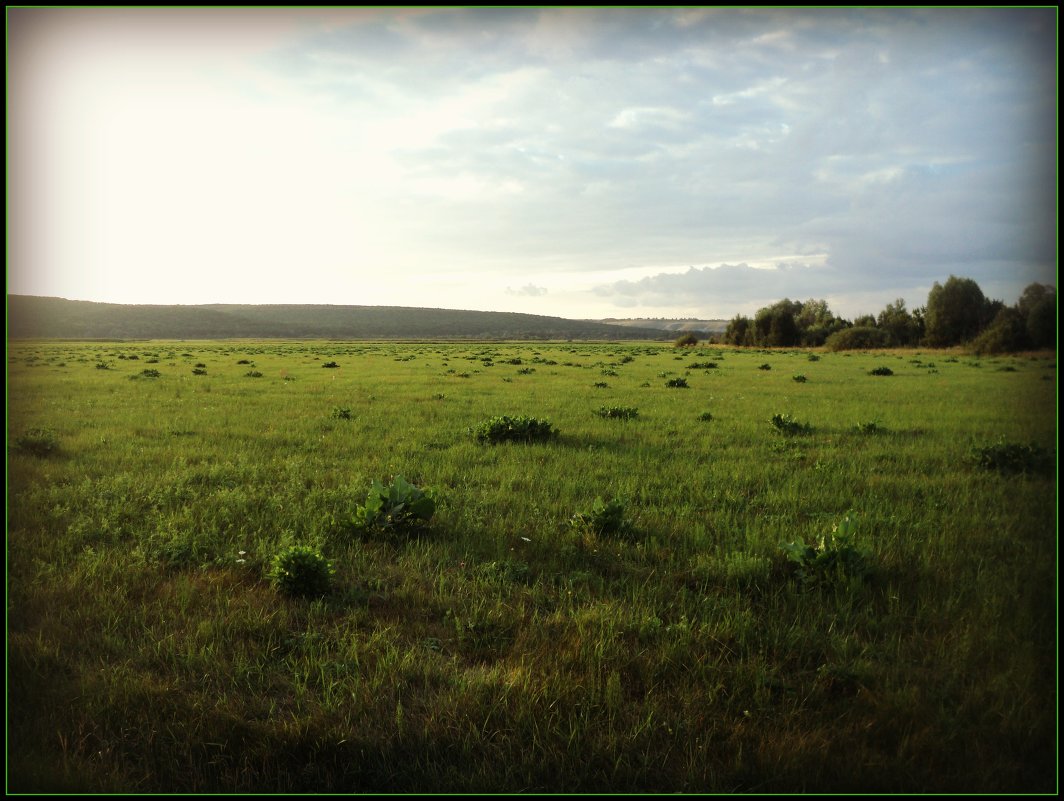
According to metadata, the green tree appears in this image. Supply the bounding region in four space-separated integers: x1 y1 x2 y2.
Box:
971 307 1031 354
924 276 987 347
723 314 754 346
852 314 877 328
753 299 801 347
1016 283 1055 349
876 298 920 346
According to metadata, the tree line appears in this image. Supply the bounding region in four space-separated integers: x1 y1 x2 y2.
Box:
714 277 1055 353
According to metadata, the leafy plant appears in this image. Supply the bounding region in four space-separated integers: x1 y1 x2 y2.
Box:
688 361 717 369
970 438 1053 475
245 370 263 378
758 363 772 371
855 420 884 434
472 415 557 444
792 374 808 383
665 377 689 388
570 497 631 538
780 516 870 589
14 427 59 457
595 406 639 420
140 368 161 378
698 411 714 422
771 413 811 435
868 366 894 376
322 361 340 369
353 475 438 531
191 367 207 375
268 545 334 598
331 407 353 420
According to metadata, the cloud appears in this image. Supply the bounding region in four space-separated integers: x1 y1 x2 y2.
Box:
507 284 548 297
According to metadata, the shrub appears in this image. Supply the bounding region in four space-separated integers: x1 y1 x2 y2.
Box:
140 368 161 378
353 475 438 531
970 439 1053 475
236 359 252 365
824 326 891 351
332 407 352 420
698 411 714 422
868 366 894 376
192 368 207 375
688 361 717 369
245 370 263 378
268 545 334 598
322 361 340 369
780 516 870 589
473 416 557 444
665 377 689 388
14 427 60 456
758 363 772 371
594 406 639 420
673 332 699 347
570 497 631 538
771 413 811 435
792 374 808 383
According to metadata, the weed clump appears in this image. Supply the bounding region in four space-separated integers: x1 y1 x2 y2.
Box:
472 415 557 444
14 427 60 457
353 475 437 532
780 516 870 589
868 366 894 376
570 497 632 538
792 374 808 383
331 407 353 420
665 377 689 388
594 406 639 420
268 545 334 598
771 413 812 435
970 439 1053 476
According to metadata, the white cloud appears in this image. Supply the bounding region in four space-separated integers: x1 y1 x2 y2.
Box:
8 7 1055 315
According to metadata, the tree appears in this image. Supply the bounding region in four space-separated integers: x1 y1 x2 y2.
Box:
876 298 920 346
924 276 987 347
852 314 877 328
723 314 754 346
753 299 801 347
1016 283 1055 349
971 307 1030 354
673 332 699 347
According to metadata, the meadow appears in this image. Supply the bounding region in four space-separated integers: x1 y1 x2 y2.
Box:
7 339 1057 793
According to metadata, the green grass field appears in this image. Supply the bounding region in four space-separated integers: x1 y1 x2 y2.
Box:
7 340 1057 792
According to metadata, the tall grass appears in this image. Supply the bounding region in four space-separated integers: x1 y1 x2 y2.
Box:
8 342 1056 792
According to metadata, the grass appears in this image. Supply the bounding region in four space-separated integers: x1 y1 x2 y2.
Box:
7 341 1057 793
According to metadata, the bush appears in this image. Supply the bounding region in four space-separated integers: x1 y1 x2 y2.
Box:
792 374 808 383
688 361 717 369
353 475 438 531
698 411 714 422
771 413 811 435
331 407 353 420
594 406 639 420
673 332 699 347
868 366 894 376
824 326 891 351
140 368 161 378
855 420 884 434
570 497 631 538
665 377 689 388
268 545 334 598
780 516 870 589
322 362 340 369
245 370 263 378
758 363 772 371
14 427 60 456
472 416 557 444
970 439 1053 475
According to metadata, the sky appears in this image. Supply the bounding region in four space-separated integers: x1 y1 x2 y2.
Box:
7 7 1057 321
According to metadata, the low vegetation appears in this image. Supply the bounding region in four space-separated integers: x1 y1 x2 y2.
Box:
7 340 1055 793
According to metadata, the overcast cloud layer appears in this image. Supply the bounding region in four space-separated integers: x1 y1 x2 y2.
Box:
8 8 1056 319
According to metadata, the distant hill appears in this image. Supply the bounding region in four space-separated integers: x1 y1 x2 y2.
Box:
598 318 729 334
7 295 671 341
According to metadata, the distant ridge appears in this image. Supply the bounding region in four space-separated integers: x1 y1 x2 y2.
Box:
7 295 671 341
